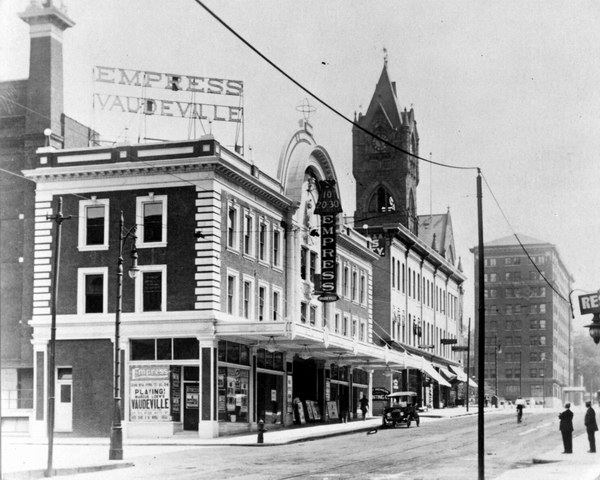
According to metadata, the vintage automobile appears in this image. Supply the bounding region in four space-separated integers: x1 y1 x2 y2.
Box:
381 391 420 428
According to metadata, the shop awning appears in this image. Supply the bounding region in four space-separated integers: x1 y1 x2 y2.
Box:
416 357 451 387
438 366 457 381
448 365 478 388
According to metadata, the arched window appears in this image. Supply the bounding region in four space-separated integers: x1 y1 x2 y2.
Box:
368 186 395 212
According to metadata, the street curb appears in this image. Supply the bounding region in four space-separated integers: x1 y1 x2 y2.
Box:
226 424 381 446
2 462 134 480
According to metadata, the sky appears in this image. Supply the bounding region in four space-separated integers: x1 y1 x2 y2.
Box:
2 0 600 330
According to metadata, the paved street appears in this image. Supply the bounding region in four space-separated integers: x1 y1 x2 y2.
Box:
36 410 573 480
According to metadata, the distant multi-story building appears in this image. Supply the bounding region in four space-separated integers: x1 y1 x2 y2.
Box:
472 234 574 407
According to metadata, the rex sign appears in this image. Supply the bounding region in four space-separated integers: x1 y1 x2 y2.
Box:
578 292 600 315
314 179 343 303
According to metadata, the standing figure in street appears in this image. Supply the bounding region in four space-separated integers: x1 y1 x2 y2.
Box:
515 396 525 423
359 394 369 421
585 400 598 453
559 402 574 454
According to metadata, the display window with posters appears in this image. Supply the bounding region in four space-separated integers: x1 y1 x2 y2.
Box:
217 341 250 423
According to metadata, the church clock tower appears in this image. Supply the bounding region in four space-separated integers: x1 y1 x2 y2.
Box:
352 60 419 235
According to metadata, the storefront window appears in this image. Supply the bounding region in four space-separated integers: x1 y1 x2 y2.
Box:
157 338 172 360
174 338 199 360
218 341 250 366
131 339 155 360
218 367 249 422
130 337 199 361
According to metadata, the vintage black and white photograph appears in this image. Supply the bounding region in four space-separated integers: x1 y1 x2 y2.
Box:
2 1 600 479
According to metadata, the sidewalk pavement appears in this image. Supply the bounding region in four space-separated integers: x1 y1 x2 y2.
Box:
2 406 599 480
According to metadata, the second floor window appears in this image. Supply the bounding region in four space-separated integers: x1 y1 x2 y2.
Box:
78 267 107 314
78 199 109 250
142 271 163 312
272 291 280 321
243 280 251 318
136 266 166 312
85 273 104 313
258 286 266 321
227 275 236 314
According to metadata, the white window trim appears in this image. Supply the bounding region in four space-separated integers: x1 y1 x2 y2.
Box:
77 267 108 315
241 275 255 320
272 225 283 270
136 195 168 248
351 268 358 303
78 199 109 251
342 314 350 337
226 269 239 316
360 273 367 307
134 265 167 313
227 202 241 253
258 219 270 265
257 281 269 321
272 286 283 321
242 210 255 258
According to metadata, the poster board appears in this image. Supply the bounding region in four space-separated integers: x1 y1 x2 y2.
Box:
327 401 339 420
305 400 315 421
129 365 171 422
296 401 306 424
312 403 322 421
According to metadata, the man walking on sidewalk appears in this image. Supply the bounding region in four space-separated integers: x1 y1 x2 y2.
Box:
559 403 574 454
585 400 598 453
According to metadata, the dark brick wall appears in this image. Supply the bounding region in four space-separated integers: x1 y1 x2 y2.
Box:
55 186 197 314
56 339 113 436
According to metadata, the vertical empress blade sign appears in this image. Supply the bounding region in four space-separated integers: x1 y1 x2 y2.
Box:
313 179 343 302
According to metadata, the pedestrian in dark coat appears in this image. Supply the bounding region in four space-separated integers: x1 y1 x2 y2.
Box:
585 401 598 453
359 394 369 421
559 402 574 453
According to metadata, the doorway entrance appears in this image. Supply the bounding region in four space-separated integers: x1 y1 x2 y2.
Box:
55 367 72 432
183 382 199 430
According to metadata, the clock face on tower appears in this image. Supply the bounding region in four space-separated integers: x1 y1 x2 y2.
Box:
371 131 388 152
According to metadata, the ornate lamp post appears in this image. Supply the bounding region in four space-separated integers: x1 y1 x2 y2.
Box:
109 212 139 460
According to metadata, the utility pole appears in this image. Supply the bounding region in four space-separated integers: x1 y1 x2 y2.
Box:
45 197 71 477
477 170 485 480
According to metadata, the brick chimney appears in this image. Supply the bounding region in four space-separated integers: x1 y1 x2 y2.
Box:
19 1 74 150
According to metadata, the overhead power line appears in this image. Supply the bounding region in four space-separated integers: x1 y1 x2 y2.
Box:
191 0 478 172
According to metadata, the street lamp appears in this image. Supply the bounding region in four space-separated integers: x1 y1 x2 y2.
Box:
109 212 139 461
584 313 600 345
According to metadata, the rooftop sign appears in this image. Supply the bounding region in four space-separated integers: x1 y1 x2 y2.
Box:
92 66 244 124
